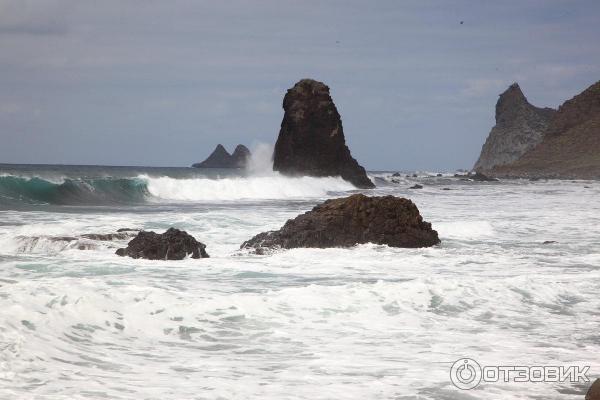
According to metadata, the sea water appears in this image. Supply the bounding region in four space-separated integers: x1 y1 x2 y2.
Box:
0 164 599 399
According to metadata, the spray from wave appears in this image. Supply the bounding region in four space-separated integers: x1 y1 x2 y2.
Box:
143 174 355 201
145 143 355 201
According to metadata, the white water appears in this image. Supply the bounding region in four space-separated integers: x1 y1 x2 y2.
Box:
1 174 599 399
143 173 356 201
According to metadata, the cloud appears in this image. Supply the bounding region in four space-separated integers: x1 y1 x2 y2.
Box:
0 0 69 35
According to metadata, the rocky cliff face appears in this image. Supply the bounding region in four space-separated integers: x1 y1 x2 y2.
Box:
491 80 600 179
272 79 374 188
473 83 555 172
192 144 251 168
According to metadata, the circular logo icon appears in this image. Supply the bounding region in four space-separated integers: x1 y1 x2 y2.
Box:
450 358 482 390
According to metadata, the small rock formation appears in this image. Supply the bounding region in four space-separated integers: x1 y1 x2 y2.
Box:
116 228 209 260
81 232 136 241
491 80 600 179
230 144 251 167
192 144 251 168
473 83 556 172
409 184 423 189
470 172 499 182
272 79 374 188
240 194 439 251
587 379 600 400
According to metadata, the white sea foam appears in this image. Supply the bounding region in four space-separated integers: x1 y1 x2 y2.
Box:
142 173 356 201
435 220 495 239
1 176 599 399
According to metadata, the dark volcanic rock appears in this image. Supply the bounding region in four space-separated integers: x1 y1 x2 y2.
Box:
470 172 499 182
241 194 439 251
587 379 600 400
474 83 556 172
81 232 136 241
272 79 374 188
192 144 251 168
409 184 423 189
117 228 140 233
116 228 209 260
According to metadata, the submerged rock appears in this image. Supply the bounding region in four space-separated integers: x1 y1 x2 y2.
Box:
241 194 439 251
116 228 209 260
81 232 136 241
409 184 423 189
192 144 251 168
272 79 374 189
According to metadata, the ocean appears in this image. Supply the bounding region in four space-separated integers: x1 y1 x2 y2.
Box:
0 163 599 399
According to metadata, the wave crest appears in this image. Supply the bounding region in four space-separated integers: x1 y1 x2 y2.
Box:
143 174 356 201
0 173 356 206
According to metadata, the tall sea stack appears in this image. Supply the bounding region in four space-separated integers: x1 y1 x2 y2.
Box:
272 79 375 188
473 83 555 172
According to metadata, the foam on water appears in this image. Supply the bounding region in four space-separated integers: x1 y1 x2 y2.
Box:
143 173 356 201
0 167 599 399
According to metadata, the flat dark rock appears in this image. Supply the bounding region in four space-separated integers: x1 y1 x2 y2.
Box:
470 172 499 182
241 194 439 251
81 232 136 241
272 79 374 188
409 184 423 189
116 228 209 260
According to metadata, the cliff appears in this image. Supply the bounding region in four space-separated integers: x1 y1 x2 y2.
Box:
473 83 555 172
491 80 600 179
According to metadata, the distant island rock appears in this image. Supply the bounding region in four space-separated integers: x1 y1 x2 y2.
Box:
490 80 600 179
272 79 375 188
192 144 251 168
240 194 439 252
473 83 556 172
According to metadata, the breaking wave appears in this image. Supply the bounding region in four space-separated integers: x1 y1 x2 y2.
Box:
0 173 356 206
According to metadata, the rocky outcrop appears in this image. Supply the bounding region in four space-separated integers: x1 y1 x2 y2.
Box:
240 194 439 252
192 144 251 168
473 83 556 172
491 80 600 179
116 228 209 260
272 79 375 188
231 145 251 167
587 379 600 400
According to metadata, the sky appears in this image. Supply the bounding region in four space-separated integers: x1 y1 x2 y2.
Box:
0 0 599 171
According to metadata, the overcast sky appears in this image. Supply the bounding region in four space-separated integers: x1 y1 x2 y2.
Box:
0 0 599 170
